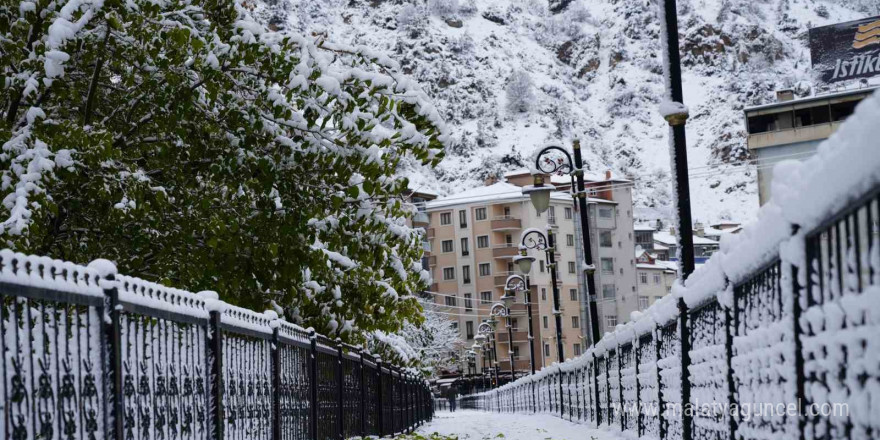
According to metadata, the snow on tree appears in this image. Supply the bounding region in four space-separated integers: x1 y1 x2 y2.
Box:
0 0 448 342
505 70 536 113
428 0 460 18
368 298 464 376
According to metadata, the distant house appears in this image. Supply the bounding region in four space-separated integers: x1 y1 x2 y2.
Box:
651 228 720 264
696 221 743 242
634 249 678 310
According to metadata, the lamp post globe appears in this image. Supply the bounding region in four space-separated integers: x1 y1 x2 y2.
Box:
522 174 553 214
513 251 535 274
500 289 516 308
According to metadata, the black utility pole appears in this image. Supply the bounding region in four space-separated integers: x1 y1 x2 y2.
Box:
546 229 565 363
572 140 601 345
661 0 695 279
661 3 694 440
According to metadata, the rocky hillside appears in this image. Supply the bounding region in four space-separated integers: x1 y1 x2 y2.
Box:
260 0 877 224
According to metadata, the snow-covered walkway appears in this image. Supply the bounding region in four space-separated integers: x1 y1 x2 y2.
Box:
417 411 620 440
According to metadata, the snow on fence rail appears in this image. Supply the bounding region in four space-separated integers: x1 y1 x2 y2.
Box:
460 91 880 440
0 254 432 440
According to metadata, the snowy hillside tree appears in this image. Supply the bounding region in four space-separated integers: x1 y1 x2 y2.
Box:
506 70 535 113
369 299 464 375
0 0 447 341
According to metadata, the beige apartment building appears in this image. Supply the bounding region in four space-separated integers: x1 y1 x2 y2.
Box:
424 171 636 375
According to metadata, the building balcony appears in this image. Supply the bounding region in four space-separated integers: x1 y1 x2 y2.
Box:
413 211 430 226
494 271 517 287
491 216 522 231
496 330 530 344
492 244 519 259
426 228 435 239
427 255 437 266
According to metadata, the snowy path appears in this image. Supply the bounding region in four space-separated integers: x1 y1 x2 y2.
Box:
417 411 620 440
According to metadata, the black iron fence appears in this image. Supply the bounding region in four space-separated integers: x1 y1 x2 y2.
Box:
0 256 432 440
461 184 880 440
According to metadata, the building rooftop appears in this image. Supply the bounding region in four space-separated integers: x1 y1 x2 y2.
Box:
743 86 878 114
653 231 719 246
503 168 632 184
426 181 613 210
634 224 656 232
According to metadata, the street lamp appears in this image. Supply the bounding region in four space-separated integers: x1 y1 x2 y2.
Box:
505 274 536 375
477 322 498 388
490 302 515 382
523 142 601 348
519 227 566 363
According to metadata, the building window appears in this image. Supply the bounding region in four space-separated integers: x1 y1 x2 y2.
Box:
601 258 614 274
605 315 618 328
566 234 575 247
461 238 469 256
653 274 661 284
442 267 455 280
445 295 457 307
639 272 648 284
539 260 545 273
442 240 454 253
466 321 474 339
568 261 576 274
475 207 487 221
459 210 468 228
564 207 573 219
541 288 547 301
478 263 491 277
544 344 550 357
573 343 582 356
440 212 452 225
477 235 489 248
513 346 520 359
543 316 548 329
569 289 578 301
602 284 615 299
480 291 492 304
462 265 471 284
599 207 613 218
548 206 556 224
571 316 580 328
511 318 519 331
464 293 473 311
600 231 613 247
639 296 649 310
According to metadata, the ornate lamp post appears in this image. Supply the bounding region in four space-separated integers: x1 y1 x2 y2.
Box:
505 274 535 375
523 143 601 347
519 227 565 363
478 322 498 388
490 302 515 382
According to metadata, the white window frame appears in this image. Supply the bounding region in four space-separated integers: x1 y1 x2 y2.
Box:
475 207 487 221
441 239 454 253
478 263 491 277
476 235 490 249
439 212 452 225
442 267 455 280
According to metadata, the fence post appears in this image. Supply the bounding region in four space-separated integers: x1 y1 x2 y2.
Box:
98 263 124 440
592 353 601 427
792 230 806 440
618 346 624 429
376 359 384 437
655 326 665 440
272 327 282 440
336 339 344 439
679 299 693 440
309 330 318 440
635 338 643 437
725 301 737 440
209 308 224 440
359 349 366 439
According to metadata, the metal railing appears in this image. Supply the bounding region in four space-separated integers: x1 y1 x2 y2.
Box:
0 254 433 440
460 184 880 440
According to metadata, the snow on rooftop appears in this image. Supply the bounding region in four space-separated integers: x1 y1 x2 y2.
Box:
425 181 571 209
653 231 719 246
634 224 656 231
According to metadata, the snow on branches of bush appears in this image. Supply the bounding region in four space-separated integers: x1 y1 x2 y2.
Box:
0 0 448 341
505 70 535 113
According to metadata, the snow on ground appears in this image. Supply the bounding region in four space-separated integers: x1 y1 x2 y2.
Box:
418 411 619 440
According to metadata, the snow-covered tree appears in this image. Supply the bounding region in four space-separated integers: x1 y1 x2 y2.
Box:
0 0 447 341
506 70 536 113
428 0 459 18
369 299 463 376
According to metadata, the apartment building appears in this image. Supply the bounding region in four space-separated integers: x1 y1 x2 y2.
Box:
424 171 637 373
425 180 589 373
634 248 677 312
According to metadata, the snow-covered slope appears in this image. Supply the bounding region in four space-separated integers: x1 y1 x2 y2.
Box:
266 0 877 224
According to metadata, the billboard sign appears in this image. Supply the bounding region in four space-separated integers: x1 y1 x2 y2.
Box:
809 16 880 84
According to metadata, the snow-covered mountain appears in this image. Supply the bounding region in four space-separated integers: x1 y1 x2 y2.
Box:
264 0 877 224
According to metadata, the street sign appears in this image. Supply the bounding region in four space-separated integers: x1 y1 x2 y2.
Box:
810 16 880 84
